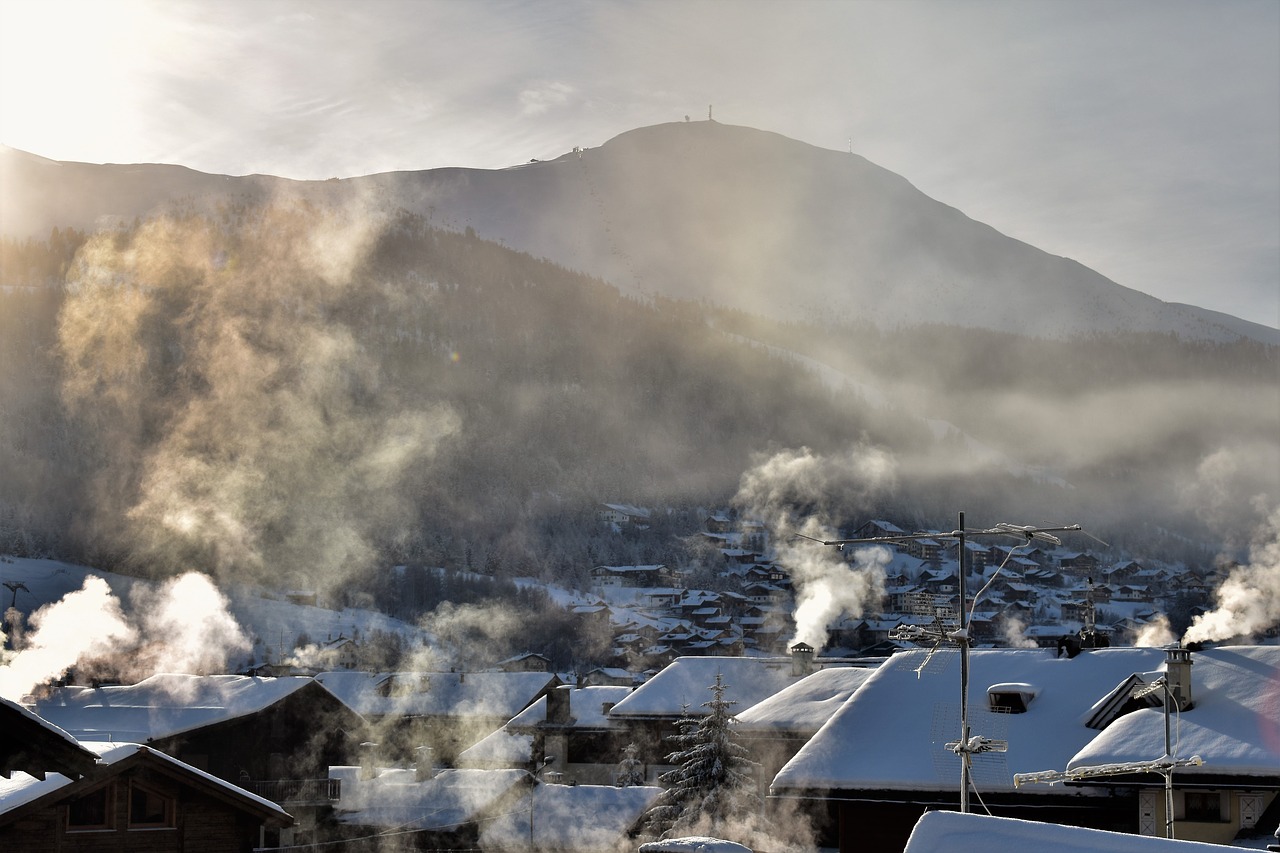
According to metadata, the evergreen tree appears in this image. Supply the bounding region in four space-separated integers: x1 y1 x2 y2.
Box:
640 673 761 840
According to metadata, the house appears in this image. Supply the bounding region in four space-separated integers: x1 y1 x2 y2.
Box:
0 741 292 852
498 652 552 673
1064 645 1280 845
328 765 530 850
606 656 799 776
591 564 680 589
599 503 652 530
315 670 560 765
770 645 1280 853
462 684 637 785
735 665 878 793
30 674 364 790
903 811 1236 853
1 696 97 780
479 780 661 851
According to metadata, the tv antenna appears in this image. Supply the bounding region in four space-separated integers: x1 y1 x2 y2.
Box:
1015 651 1202 839
796 511 1085 814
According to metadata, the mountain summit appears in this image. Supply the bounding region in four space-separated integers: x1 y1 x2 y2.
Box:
2 125 1274 344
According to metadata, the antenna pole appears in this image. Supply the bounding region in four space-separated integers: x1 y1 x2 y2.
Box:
957 510 970 813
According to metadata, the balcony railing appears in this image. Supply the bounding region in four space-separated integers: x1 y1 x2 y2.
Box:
247 778 341 805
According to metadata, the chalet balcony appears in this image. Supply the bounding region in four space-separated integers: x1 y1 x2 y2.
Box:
248 778 342 806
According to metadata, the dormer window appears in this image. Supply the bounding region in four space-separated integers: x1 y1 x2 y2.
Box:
987 682 1039 714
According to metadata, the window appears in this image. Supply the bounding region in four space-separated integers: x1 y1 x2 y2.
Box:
128 782 175 828
67 784 112 831
1179 790 1227 823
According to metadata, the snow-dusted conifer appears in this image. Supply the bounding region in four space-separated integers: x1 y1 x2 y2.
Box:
639 673 761 840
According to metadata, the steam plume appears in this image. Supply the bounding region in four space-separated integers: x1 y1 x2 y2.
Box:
1183 505 1280 644
1133 614 1176 647
0 572 250 701
734 442 897 650
56 201 460 593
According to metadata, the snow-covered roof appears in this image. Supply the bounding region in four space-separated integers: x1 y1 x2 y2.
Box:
1067 645 1280 779
0 742 290 822
507 685 634 729
456 727 533 767
481 782 661 850
608 657 796 719
736 666 877 735
315 670 557 719
639 836 754 853
329 766 527 829
772 647 1171 794
30 673 320 743
904 811 1233 853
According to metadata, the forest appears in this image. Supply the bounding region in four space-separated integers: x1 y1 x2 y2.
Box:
1 202 1274 600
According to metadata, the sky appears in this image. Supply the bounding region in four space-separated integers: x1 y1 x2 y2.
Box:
1 0 1277 327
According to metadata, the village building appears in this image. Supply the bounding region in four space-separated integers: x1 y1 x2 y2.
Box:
769 645 1280 853
0 740 292 852
315 670 560 766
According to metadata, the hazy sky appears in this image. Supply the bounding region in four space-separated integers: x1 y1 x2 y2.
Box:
2 0 1277 327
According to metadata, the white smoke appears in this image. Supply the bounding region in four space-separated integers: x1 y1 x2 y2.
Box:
734 442 897 651
1134 613 1176 647
1001 614 1038 649
0 571 250 701
0 576 135 701
1183 505 1280 644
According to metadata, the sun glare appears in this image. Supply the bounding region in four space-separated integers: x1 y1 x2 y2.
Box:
0 0 155 160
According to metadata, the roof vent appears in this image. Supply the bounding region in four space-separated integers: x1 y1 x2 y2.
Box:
987 682 1039 714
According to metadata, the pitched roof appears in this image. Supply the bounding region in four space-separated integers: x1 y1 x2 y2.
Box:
0 696 97 779
772 647 1170 795
316 670 558 719
607 656 796 718
736 666 877 735
1068 645 1280 780
481 782 661 851
30 673 324 742
904 811 1232 853
0 742 291 826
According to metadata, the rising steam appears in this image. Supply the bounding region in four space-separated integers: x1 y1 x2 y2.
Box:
56 201 460 593
734 442 897 650
1183 505 1280 644
0 572 248 701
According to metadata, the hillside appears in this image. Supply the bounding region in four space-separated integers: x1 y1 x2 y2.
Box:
0 125 1277 594
3 125 1276 344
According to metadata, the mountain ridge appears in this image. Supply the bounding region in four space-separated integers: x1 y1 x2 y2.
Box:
3 125 1275 345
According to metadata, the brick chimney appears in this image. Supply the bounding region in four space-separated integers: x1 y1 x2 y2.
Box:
1164 646 1194 711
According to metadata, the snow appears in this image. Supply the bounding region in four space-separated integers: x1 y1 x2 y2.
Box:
456 727 533 767
638 836 754 853
30 673 318 742
772 647 1170 794
508 684 634 728
481 781 662 850
608 656 797 718
1068 645 1280 778
904 811 1239 852
735 665 876 734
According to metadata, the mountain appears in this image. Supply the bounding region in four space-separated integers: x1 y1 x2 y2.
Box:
3 124 1276 344
0 127 1276 587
